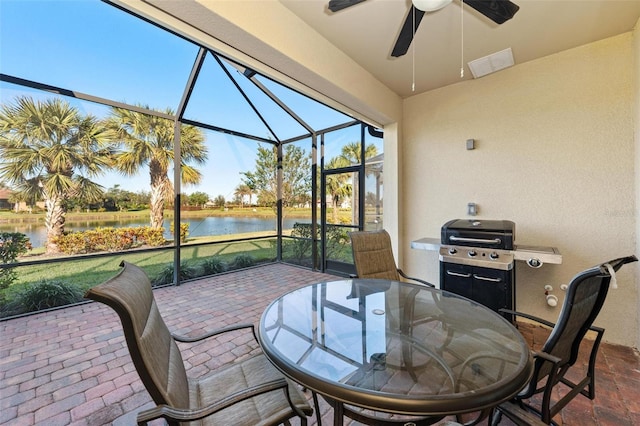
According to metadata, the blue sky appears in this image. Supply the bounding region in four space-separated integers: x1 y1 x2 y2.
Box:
0 0 378 200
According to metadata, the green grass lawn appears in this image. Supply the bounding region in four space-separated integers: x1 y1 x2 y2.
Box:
0 208 358 317
8 237 278 291
0 236 283 317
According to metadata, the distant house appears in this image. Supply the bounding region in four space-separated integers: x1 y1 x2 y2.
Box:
0 189 13 210
0 189 43 212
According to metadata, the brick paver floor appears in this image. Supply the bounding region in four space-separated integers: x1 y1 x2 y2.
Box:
1 263 638 425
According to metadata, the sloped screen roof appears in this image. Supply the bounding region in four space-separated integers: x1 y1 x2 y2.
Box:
0 0 355 142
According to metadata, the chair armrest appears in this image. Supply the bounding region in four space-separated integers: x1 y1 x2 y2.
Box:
532 350 562 365
136 378 289 425
589 325 605 335
172 323 255 343
499 308 556 329
500 309 605 338
398 269 435 287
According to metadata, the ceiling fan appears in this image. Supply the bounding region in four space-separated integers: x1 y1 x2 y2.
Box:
328 0 520 57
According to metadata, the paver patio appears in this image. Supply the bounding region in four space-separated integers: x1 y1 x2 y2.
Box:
1 263 638 425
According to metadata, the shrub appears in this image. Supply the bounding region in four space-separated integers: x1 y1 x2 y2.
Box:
52 226 166 254
136 227 166 247
2 279 84 315
231 253 255 269
0 232 32 298
152 261 200 286
0 269 18 299
170 222 189 243
0 232 32 263
325 225 350 260
282 223 350 267
201 256 228 275
51 231 91 254
284 223 315 265
91 227 136 252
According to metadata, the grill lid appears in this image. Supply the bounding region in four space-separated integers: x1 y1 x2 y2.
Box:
441 219 515 250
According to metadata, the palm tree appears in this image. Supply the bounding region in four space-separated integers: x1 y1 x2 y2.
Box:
0 97 116 254
233 183 252 208
325 157 352 223
107 107 208 229
339 141 376 165
339 141 378 223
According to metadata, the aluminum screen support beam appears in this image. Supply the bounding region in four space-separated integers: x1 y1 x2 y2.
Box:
172 47 207 286
0 73 176 121
213 54 281 144
276 143 284 261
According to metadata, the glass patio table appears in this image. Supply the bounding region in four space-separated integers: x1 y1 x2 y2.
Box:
258 279 533 425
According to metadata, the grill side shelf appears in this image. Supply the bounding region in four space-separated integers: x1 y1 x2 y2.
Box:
512 245 562 265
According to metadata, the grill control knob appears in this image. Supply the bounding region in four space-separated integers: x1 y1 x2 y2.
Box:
468 250 477 257
490 252 499 259
448 248 457 255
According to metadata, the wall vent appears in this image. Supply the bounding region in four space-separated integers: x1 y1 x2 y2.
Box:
468 47 515 79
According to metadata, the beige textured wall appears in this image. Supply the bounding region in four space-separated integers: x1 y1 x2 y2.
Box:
633 18 640 348
402 33 638 347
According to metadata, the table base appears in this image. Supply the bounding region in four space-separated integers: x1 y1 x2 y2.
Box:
316 394 494 426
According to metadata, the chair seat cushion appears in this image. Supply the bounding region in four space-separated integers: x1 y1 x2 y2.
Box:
189 354 311 425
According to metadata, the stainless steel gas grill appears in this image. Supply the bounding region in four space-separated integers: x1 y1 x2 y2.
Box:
411 219 562 320
440 219 516 319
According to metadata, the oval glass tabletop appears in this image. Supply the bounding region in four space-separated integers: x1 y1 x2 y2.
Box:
258 279 533 418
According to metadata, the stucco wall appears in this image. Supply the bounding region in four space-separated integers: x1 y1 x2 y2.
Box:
402 33 637 346
633 18 640 349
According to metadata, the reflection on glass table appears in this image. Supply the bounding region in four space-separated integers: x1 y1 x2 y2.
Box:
258 279 533 426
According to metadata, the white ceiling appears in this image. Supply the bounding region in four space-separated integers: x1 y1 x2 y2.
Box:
279 0 640 98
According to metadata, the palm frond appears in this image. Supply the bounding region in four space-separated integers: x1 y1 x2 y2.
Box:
180 164 202 186
70 176 105 202
41 173 74 197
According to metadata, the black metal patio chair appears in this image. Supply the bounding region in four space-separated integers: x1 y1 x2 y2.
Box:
494 255 637 425
349 229 441 381
349 229 439 332
349 229 434 287
85 261 312 426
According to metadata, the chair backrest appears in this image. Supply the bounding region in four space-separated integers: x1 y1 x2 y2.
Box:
85 261 190 409
350 229 401 281
524 255 637 394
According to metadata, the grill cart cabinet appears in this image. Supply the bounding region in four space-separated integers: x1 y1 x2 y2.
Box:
440 261 514 318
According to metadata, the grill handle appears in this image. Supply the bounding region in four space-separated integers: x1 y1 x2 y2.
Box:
446 271 472 278
449 236 502 245
473 274 502 283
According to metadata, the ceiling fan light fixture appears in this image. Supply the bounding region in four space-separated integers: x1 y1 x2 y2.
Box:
412 0 452 12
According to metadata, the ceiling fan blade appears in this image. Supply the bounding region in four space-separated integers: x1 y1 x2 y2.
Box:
328 0 366 13
391 6 425 58
463 0 519 24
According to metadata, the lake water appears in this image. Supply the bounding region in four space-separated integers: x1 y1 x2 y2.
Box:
0 216 304 248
